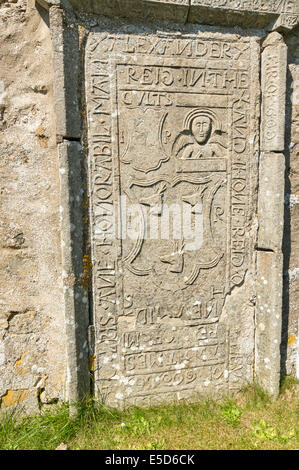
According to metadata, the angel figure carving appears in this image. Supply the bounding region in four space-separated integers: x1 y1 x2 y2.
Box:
172 108 227 160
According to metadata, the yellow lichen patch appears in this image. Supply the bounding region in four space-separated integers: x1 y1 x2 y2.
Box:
288 334 296 346
36 124 45 137
15 350 33 375
1 389 29 408
15 358 25 375
82 254 92 290
89 354 95 372
82 198 89 210
35 125 49 148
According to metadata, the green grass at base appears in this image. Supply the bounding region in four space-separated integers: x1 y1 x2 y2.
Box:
0 380 298 450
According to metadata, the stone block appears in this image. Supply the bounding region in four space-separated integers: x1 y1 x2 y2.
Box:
261 33 287 152
258 153 285 252
58 141 90 401
49 6 81 139
256 251 283 397
84 20 261 406
190 0 299 29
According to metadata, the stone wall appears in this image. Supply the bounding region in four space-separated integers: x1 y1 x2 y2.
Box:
0 0 298 412
0 0 66 411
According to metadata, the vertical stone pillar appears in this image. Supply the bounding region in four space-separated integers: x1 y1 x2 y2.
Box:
261 33 287 153
49 5 81 139
256 33 287 396
58 142 90 402
49 5 90 403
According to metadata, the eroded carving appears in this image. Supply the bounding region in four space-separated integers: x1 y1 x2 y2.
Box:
86 23 260 406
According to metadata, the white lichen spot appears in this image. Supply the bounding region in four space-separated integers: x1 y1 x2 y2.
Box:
289 267 299 282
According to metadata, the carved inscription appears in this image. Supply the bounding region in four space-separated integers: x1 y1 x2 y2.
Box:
262 40 287 151
191 0 298 14
86 24 259 406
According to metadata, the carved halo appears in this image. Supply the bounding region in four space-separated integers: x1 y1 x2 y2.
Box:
183 107 222 134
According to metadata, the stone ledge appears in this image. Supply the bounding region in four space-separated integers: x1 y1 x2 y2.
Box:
36 0 299 30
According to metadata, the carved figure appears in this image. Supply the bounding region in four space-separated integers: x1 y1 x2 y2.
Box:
172 108 226 160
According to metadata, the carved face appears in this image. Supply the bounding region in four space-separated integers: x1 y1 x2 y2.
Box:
191 116 212 144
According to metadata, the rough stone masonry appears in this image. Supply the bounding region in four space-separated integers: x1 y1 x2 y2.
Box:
0 0 298 412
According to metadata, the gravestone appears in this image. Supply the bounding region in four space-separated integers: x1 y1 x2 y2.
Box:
41 0 298 407
85 23 260 406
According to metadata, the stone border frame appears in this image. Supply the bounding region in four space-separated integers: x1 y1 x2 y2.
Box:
256 32 287 396
36 0 294 403
42 2 91 404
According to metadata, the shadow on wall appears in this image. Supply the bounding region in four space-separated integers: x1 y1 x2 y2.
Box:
35 0 50 27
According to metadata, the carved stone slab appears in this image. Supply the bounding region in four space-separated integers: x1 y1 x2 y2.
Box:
39 0 299 29
85 20 260 406
190 0 299 30
261 34 287 152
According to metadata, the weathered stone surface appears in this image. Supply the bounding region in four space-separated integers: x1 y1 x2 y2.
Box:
256 251 283 396
168 1 286 30
58 141 90 401
1 0 298 414
0 0 67 412
258 153 285 251
190 0 299 30
85 20 260 406
45 0 190 23
282 30 299 380
49 5 81 139
261 33 287 152
36 0 61 7
39 0 299 29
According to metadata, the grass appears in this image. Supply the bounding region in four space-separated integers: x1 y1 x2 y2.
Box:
0 378 298 450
